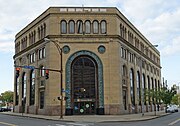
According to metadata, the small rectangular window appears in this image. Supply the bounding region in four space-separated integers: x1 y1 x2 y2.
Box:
40 80 45 86
40 91 44 109
42 47 46 58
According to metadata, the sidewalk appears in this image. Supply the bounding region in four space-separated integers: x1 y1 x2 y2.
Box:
1 111 169 123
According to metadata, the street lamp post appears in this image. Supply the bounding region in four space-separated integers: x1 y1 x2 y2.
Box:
44 38 63 119
141 45 158 116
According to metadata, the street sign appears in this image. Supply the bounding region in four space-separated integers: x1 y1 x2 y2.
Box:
22 65 35 69
62 88 70 94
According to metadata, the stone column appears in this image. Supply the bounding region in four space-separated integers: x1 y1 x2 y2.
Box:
126 50 132 114
34 49 39 114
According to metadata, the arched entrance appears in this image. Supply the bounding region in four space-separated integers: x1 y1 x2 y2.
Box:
65 50 104 115
72 56 97 115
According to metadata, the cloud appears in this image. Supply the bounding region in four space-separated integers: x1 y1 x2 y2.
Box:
161 36 180 56
116 0 180 56
0 0 180 56
138 8 180 56
0 42 14 53
0 0 121 53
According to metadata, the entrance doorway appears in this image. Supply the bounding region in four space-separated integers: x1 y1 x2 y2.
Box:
74 101 96 115
71 56 97 115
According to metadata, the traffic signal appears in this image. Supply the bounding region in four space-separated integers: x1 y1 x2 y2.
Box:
16 67 20 78
64 97 68 100
57 96 62 100
45 70 49 79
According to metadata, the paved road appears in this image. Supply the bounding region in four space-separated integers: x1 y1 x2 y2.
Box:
0 112 179 126
98 112 180 126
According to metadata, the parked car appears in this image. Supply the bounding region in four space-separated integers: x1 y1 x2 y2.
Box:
0 107 11 112
0 107 3 112
167 106 175 113
172 105 178 112
166 105 179 113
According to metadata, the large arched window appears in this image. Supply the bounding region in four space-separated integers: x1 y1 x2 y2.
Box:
85 20 91 34
142 74 146 104
122 65 127 110
158 80 160 91
72 56 97 99
15 77 19 105
93 20 99 34
130 68 135 106
157 80 160 104
122 65 127 85
147 76 151 105
22 72 27 105
155 79 157 103
69 20 75 34
72 56 97 115
77 20 83 34
100 20 106 34
30 70 35 105
151 78 154 104
61 20 67 34
137 71 141 105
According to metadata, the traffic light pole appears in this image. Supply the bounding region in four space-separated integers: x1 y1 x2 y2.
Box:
44 38 63 119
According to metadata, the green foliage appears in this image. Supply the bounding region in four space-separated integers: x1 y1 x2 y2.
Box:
160 87 176 105
144 86 176 105
171 95 179 105
0 91 13 103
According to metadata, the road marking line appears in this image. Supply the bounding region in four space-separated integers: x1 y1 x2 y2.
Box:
0 121 17 126
168 118 180 125
55 124 66 126
66 122 94 126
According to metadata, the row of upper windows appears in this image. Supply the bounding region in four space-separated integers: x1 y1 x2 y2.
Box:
29 47 46 64
121 47 160 76
120 23 160 65
60 20 107 34
15 23 46 54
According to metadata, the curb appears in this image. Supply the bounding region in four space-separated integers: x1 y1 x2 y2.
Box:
0 112 75 122
99 113 170 123
0 112 170 123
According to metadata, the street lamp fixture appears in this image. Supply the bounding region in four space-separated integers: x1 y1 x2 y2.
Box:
152 45 158 48
44 38 63 119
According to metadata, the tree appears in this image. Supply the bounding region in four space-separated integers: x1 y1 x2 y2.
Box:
171 95 179 105
0 91 13 103
159 87 176 112
144 86 176 114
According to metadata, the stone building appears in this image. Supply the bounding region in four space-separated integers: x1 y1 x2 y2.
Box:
13 7 161 116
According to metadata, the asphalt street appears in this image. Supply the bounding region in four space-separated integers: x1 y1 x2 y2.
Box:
0 112 179 126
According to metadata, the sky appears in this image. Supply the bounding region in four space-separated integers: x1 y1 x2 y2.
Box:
0 0 180 94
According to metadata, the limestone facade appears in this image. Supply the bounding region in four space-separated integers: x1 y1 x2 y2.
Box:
13 7 161 115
